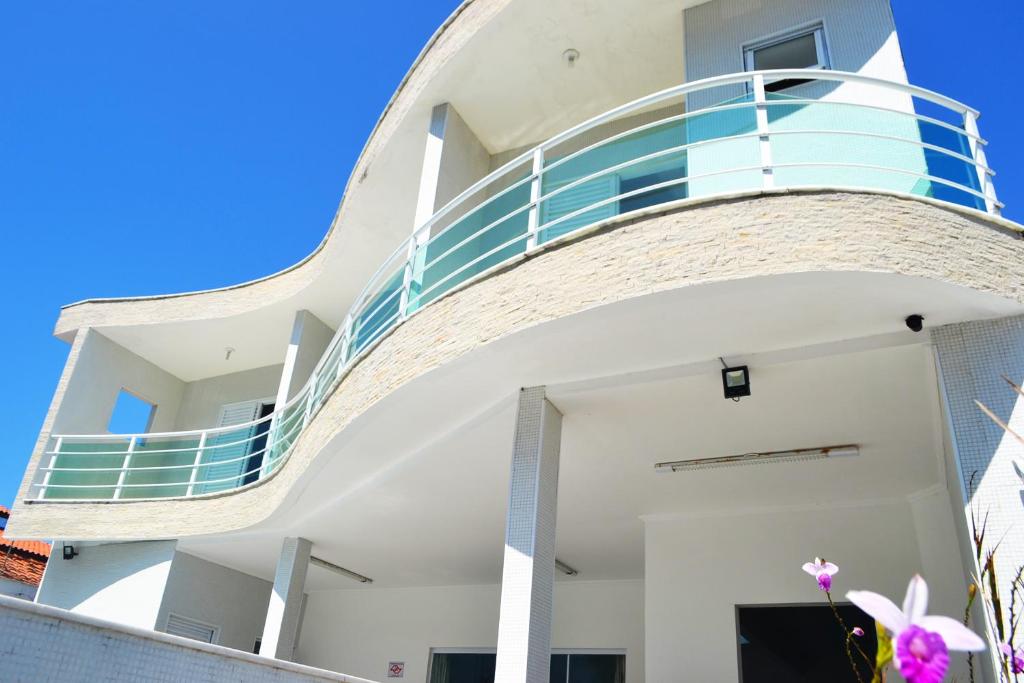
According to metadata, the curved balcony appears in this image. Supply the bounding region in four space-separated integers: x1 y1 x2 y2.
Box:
29 68 1005 501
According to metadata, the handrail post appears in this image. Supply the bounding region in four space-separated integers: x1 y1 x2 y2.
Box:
112 436 137 500
526 147 544 250
301 381 316 429
398 235 418 319
186 432 207 497
38 436 62 500
752 74 774 190
962 111 1000 215
336 313 354 380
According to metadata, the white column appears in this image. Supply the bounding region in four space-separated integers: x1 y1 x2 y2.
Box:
260 537 311 661
275 310 334 407
933 314 1024 678
494 387 563 683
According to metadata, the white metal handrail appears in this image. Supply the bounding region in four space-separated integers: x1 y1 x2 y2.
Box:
35 68 1005 501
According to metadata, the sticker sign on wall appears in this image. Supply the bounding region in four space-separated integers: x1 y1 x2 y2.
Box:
387 661 405 678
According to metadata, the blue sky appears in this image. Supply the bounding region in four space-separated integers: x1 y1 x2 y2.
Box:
0 1 1020 507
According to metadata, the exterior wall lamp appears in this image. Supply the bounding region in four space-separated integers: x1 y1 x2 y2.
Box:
721 361 750 400
62 544 78 560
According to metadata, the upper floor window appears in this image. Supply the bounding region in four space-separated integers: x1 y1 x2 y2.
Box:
744 24 830 92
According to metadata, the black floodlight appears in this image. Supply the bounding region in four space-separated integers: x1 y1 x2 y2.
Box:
722 365 751 400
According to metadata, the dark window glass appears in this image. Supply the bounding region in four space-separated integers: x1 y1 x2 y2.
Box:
752 33 819 71
428 653 624 683
550 654 568 683
738 604 876 682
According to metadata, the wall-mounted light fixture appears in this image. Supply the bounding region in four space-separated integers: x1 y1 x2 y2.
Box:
555 558 578 577
309 555 372 584
655 445 859 473
62 544 78 560
562 48 580 68
720 358 750 401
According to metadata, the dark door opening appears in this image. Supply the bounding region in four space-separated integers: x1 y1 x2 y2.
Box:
738 603 877 682
242 402 275 485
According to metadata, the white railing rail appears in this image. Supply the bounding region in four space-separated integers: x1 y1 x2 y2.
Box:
33 69 1005 501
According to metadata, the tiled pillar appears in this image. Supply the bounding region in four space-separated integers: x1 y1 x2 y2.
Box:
495 387 563 683
260 537 311 661
933 315 1024 630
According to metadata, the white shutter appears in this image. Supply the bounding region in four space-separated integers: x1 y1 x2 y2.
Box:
541 174 620 241
165 613 218 644
195 400 260 494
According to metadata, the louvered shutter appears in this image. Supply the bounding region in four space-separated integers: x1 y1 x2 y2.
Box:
540 174 620 242
195 400 260 494
165 613 218 643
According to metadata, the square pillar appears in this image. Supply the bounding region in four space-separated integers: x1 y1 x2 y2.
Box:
261 537 311 661
495 387 563 683
933 314 1024 677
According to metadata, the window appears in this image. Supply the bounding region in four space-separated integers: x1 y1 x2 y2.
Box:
427 651 625 683
165 613 219 644
737 604 876 681
108 389 156 434
744 25 829 92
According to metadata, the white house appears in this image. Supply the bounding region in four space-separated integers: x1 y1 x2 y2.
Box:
7 0 1023 681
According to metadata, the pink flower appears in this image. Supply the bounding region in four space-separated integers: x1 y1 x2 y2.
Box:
852 627 865 637
847 576 985 683
802 557 839 591
1000 643 1024 674
897 625 949 683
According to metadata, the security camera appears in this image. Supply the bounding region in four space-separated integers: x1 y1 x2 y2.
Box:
905 314 924 333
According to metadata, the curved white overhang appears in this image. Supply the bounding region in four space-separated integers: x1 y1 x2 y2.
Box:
11 189 1023 546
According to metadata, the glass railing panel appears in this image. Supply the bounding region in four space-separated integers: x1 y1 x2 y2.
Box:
350 268 404 357
43 439 129 500
413 165 532 309
768 99 984 210
118 437 200 499
768 99 929 197
684 98 760 198
540 117 688 244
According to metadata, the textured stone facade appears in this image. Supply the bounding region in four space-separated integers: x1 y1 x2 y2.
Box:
9 191 1022 540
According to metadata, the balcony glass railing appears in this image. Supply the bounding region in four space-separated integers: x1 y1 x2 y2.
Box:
31 69 1002 501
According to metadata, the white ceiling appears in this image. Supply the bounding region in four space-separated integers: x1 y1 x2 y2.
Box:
178 270 1016 590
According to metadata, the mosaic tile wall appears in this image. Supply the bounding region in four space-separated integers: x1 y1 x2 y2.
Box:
933 315 1024 608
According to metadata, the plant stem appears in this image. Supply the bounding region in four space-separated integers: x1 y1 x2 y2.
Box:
827 590 869 683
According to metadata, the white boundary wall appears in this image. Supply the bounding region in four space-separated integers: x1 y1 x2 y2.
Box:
0 594 375 683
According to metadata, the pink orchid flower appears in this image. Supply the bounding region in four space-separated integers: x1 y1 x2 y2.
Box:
1000 643 1024 674
802 557 839 591
852 627 865 637
847 576 985 683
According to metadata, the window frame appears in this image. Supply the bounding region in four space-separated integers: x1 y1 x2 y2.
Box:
742 22 831 74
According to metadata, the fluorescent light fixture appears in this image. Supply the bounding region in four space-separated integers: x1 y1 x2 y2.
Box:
654 445 858 473
309 555 373 584
555 558 579 577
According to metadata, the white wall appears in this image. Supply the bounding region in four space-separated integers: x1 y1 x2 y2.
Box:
644 499 973 682
36 540 177 629
684 0 908 106
434 105 491 211
0 577 37 601
296 580 644 683
53 329 186 435
158 551 273 652
174 364 283 431
0 594 372 683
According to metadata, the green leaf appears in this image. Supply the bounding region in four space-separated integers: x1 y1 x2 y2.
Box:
872 621 892 683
